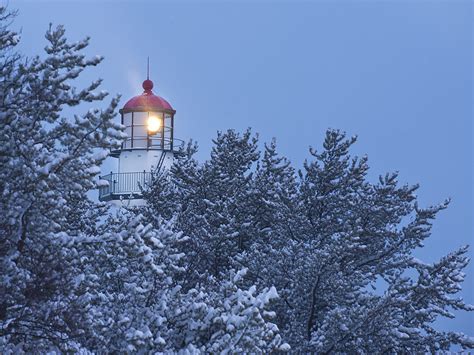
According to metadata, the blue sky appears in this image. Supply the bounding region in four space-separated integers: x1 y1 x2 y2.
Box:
15 0 472 333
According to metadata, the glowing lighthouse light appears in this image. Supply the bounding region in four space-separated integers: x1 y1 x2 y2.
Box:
147 116 161 133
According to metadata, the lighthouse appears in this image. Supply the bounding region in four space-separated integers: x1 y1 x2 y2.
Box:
98 74 181 205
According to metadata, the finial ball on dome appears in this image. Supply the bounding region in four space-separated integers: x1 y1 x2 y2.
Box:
143 79 154 92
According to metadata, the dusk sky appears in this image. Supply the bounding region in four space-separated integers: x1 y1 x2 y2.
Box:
15 0 472 333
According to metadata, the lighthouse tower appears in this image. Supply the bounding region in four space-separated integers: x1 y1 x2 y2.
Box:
98 74 181 205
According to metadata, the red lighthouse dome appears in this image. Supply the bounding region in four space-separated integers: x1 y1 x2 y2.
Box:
122 79 174 112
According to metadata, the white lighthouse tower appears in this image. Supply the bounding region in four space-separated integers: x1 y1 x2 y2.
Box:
99 73 181 205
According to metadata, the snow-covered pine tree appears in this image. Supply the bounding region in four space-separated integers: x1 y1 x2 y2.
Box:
279 129 473 351
239 139 303 333
143 128 473 352
0 10 123 351
77 211 187 352
197 128 259 274
169 268 290 353
248 138 299 247
141 140 200 222
75 210 288 353
148 129 260 284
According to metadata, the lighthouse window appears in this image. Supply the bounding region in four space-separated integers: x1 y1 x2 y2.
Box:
133 125 147 148
121 113 133 148
123 126 132 148
133 112 148 125
123 113 132 126
164 114 171 129
135 125 147 138
130 113 149 148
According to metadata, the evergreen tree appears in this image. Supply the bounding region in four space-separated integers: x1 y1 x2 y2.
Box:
198 128 259 270
145 129 260 283
240 139 302 332
0 10 123 351
77 211 288 353
144 129 474 352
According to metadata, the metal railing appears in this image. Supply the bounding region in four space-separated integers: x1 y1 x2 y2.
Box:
110 137 185 157
98 171 153 201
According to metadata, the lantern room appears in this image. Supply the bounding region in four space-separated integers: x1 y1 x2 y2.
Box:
118 79 175 152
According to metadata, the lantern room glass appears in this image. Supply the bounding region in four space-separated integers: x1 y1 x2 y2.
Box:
122 111 173 150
